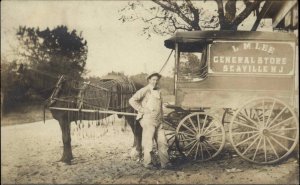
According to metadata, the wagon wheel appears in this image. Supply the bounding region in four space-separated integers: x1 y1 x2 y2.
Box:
229 97 299 164
175 112 226 161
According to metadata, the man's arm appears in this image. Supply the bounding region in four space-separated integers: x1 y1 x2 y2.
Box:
129 87 148 113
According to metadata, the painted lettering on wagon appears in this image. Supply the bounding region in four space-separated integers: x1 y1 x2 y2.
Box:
209 41 293 74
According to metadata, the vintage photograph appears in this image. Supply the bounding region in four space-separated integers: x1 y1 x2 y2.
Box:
1 0 299 184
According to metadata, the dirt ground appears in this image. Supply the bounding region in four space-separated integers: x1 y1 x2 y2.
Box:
1 116 299 184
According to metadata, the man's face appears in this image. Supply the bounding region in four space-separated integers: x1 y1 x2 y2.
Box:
148 76 160 88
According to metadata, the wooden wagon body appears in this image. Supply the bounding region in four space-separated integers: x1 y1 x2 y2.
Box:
163 31 299 164
164 31 297 109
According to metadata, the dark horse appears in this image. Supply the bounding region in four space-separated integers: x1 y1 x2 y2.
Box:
18 66 143 164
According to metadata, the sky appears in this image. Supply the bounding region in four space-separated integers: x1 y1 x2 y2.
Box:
1 0 263 77
1 0 178 77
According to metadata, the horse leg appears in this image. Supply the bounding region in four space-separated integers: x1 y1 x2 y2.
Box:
58 118 73 164
125 116 143 160
134 121 143 159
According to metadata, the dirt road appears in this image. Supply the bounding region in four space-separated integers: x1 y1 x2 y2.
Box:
1 118 299 184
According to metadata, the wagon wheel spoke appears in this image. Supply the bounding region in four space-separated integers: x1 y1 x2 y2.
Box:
207 133 226 137
177 131 195 138
269 117 294 130
194 143 200 160
184 140 197 150
203 120 215 134
263 136 267 162
231 130 259 135
253 108 263 126
235 133 260 147
180 137 196 142
186 141 198 157
233 121 258 130
204 124 221 135
197 114 201 134
201 114 208 133
252 136 262 161
238 111 260 128
266 136 279 159
229 97 299 164
266 107 288 128
202 142 212 158
269 132 296 142
165 132 176 136
270 127 297 132
269 135 289 152
188 117 198 133
241 135 260 155
204 141 218 151
264 99 276 127
199 142 204 160
181 122 197 135
236 113 250 124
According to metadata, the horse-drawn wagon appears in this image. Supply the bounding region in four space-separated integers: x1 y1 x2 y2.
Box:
43 30 298 165
163 31 299 164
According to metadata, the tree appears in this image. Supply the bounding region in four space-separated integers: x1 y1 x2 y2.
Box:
16 25 88 79
119 0 264 37
1 56 28 113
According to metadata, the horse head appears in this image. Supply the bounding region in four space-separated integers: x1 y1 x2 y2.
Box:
16 63 61 100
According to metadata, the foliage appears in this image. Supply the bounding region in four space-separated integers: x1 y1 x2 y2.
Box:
119 0 263 37
1 57 28 113
16 25 88 79
1 26 88 114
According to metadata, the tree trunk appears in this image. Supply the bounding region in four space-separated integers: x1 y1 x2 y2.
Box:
58 119 73 164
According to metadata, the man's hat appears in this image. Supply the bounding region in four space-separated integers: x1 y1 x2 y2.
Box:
146 72 162 80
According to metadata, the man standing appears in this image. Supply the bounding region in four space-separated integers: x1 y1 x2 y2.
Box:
129 72 171 169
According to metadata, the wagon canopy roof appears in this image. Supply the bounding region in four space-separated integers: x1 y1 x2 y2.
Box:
164 31 297 50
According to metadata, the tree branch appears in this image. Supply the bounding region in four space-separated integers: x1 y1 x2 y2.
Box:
171 18 193 31
232 0 263 26
142 16 167 22
152 0 194 29
215 0 226 27
185 0 201 30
